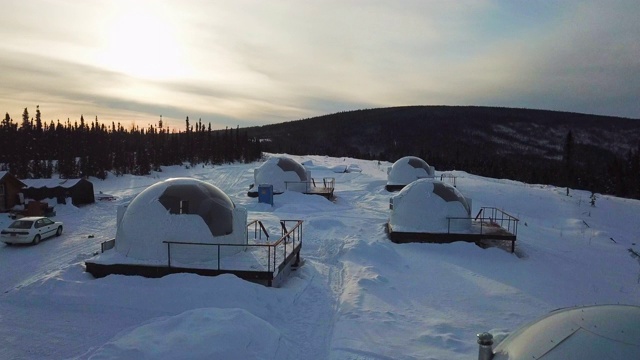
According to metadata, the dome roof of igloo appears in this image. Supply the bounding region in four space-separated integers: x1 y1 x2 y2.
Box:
387 156 435 187
254 157 308 193
493 305 640 360
389 179 471 233
115 178 236 261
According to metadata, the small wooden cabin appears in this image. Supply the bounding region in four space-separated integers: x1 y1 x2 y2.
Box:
0 171 26 212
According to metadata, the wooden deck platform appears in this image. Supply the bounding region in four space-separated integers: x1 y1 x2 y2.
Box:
303 188 334 199
86 220 304 287
85 242 301 287
388 219 518 253
247 178 335 200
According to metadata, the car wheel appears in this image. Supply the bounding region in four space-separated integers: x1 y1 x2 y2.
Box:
32 234 41 245
56 226 63 236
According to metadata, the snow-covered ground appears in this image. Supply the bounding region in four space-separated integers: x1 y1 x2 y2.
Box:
1 154 639 360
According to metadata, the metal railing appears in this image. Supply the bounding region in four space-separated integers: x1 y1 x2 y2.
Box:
447 207 518 235
285 177 335 193
247 219 270 242
439 173 457 187
447 207 519 252
474 207 519 236
162 220 303 274
320 177 336 190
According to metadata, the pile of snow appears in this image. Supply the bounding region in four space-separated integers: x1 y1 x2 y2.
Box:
88 308 291 359
330 164 363 173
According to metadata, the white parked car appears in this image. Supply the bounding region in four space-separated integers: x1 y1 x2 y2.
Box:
1 216 64 245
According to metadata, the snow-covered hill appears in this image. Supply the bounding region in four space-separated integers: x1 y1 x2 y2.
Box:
1 154 639 359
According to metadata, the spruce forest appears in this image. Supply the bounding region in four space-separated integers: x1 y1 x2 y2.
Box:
0 107 262 180
1 105 639 200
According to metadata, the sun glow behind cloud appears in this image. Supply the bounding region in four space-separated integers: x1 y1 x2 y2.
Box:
96 4 187 81
85 1 287 126
0 0 638 129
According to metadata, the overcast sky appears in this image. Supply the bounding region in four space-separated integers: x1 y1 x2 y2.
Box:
1 1 638 130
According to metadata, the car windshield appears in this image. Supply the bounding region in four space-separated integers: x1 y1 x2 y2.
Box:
8 220 34 229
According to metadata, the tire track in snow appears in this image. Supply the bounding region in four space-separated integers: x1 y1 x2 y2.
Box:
1 201 116 293
284 232 348 358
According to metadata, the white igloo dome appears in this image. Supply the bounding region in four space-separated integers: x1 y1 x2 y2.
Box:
252 157 309 194
389 179 471 233
115 178 247 263
492 304 640 360
386 156 435 191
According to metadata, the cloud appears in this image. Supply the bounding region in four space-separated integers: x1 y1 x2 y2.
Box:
0 48 292 128
0 0 638 128
452 0 640 117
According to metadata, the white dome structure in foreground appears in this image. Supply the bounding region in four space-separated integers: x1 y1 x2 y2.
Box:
389 179 471 234
115 178 247 263
248 157 310 196
386 156 435 191
489 304 640 360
